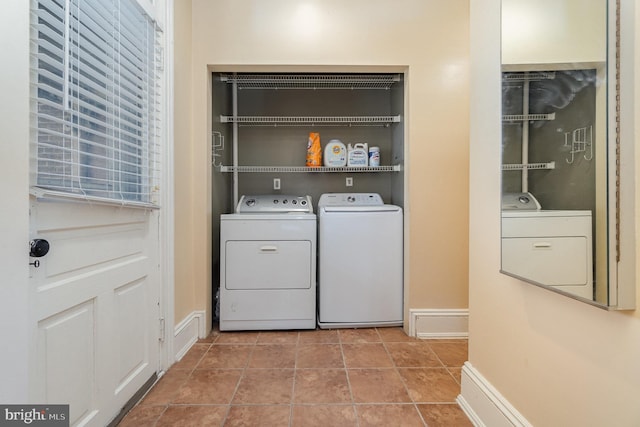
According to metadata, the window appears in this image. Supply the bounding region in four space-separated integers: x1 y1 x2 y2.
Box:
31 0 161 206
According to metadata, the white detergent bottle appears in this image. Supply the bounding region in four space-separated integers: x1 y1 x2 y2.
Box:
347 143 368 167
324 139 347 167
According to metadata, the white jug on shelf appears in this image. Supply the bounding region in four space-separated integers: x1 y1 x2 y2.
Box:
347 143 368 167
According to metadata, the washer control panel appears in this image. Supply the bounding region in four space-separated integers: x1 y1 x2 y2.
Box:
237 195 313 213
318 193 384 207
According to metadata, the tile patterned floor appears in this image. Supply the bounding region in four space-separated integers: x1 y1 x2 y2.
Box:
118 327 472 426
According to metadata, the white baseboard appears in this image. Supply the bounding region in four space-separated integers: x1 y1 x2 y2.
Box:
173 310 206 362
408 308 468 339
457 362 532 427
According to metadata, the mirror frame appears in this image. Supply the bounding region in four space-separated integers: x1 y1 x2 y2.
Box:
611 0 636 310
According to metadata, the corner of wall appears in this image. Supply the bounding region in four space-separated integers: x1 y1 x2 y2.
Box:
409 308 469 338
173 310 207 362
458 362 532 427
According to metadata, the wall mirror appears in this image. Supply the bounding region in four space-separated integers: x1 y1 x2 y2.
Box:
499 0 629 307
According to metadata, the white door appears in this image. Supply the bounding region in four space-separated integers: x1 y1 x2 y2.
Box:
29 199 161 426
25 0 166 423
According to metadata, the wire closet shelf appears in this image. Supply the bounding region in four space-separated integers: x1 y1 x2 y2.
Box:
220 74 401 90
217 73 403 174
220 115 401 127
219 165 400 173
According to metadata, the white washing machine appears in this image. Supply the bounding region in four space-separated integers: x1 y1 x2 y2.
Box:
317 193 403 328
220 195 316 331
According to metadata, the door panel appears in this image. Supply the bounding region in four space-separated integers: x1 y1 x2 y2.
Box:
30 199 159 426
114 278 152 393
39 300 96 426
43 224 145 278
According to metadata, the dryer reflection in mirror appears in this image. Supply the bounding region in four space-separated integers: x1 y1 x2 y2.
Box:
501 210 593 300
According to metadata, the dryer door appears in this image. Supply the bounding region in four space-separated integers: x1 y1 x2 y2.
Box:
225 240 312 289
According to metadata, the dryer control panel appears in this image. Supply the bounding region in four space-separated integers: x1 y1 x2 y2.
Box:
237 195 313 213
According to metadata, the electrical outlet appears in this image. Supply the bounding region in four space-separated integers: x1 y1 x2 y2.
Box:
346 177 353 187
273 178 281 190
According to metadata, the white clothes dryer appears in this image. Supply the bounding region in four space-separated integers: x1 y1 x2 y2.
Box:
317 193 403 328
220 195 316 331
501 210 593 299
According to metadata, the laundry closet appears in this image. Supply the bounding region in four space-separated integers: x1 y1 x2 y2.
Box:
211 72 406 329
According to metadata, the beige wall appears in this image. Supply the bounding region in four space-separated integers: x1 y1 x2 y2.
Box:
173 0 197 323
468 0 640 425
172 0 471 329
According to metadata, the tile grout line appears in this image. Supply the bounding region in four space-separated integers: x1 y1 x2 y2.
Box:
192 332 240 426
337 329 361 427
150 404 169 427
378 328 430 426
425 340 465 389
289 331 301 427
338 330 360 427
223 334 259 422
149 334 217 426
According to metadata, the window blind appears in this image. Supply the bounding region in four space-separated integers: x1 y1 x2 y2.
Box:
31 0 161 206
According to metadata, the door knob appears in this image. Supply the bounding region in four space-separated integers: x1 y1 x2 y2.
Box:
29 239 50 258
